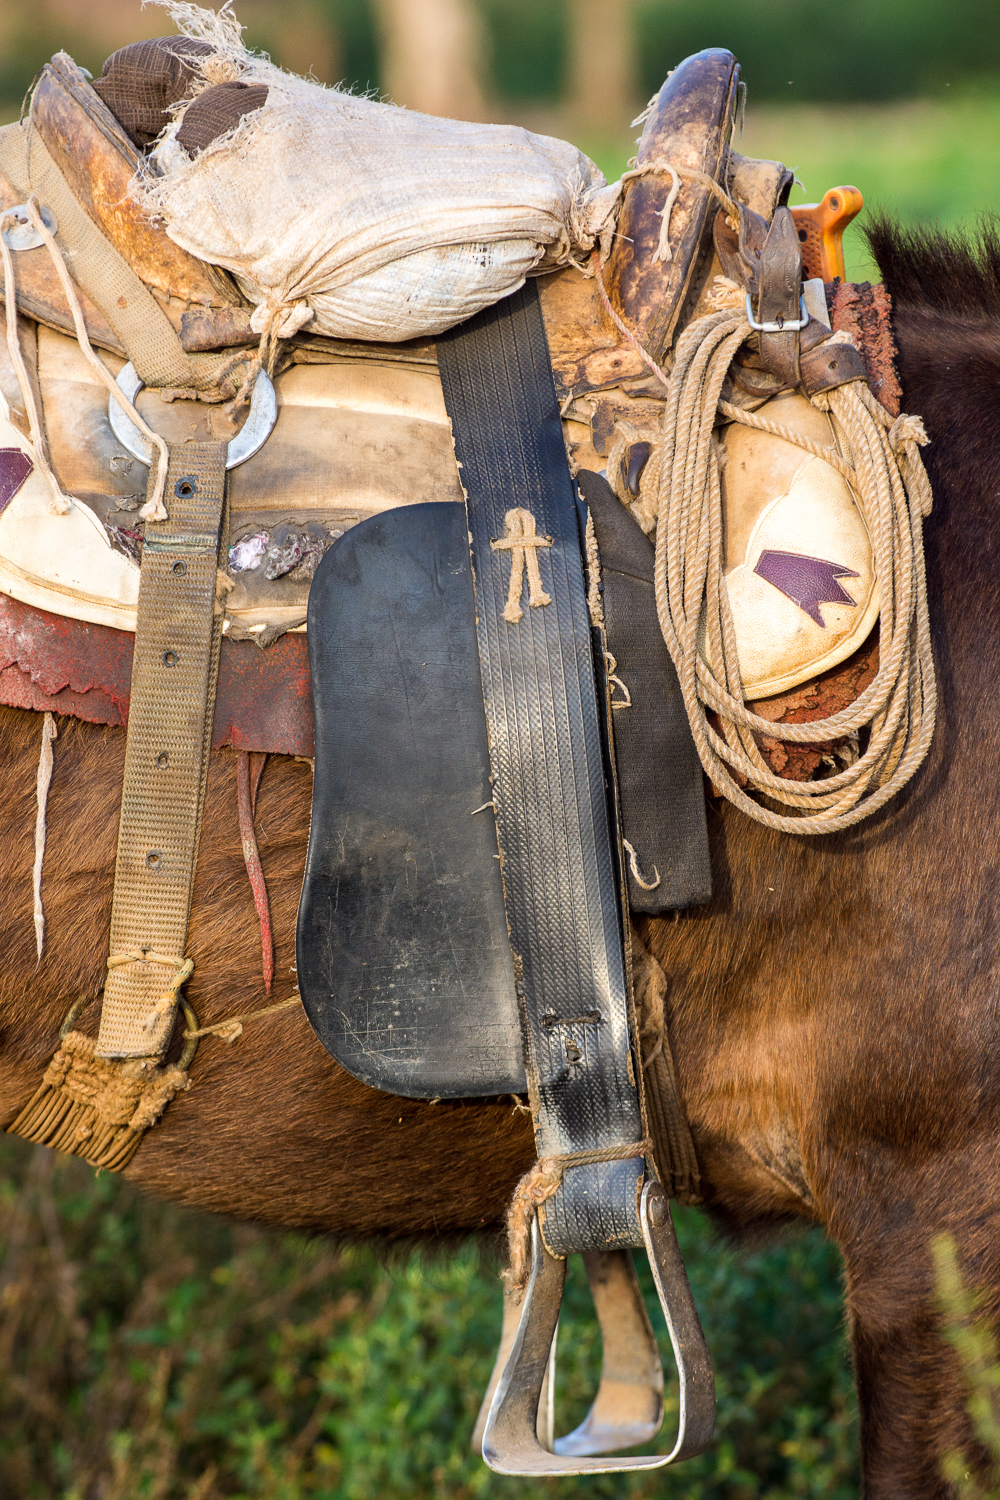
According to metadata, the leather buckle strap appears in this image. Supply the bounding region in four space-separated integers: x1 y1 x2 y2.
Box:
438 282 646 1259
754 204 804 384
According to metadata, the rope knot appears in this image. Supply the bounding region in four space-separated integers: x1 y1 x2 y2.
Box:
888 412 929 451
504 1139 652 1298
106 951 194 1035
250 296 313 348
490 507 552 623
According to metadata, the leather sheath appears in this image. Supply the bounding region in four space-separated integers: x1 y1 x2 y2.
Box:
580 470 711 913
755 206 803 385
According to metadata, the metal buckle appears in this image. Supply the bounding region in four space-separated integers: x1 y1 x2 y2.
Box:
744 292 810 334
481 1180 715 1475
109 362 277 471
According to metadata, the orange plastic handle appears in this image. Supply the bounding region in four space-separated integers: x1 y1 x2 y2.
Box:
791 185 864 284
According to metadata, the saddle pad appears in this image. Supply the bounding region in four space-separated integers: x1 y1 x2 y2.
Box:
296 501 526 1099
0 321 460 640
1 311 882 704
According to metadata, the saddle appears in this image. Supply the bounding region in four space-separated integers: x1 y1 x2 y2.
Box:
0 38 911 1479
0 47 876 678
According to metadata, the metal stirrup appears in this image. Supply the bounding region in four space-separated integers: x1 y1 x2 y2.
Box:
482 1182 715 1475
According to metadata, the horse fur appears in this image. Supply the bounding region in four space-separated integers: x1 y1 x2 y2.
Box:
1 221 1000 1495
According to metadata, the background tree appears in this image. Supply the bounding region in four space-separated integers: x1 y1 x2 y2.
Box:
566 0 637 131
371 0 487 118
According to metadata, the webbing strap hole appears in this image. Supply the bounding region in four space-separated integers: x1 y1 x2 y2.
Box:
146 851 163 871
155 751 169 769
172 560 187 576
162 650 179 667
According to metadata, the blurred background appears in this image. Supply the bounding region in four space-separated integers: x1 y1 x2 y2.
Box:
0 2 994 1496
2 0 999 279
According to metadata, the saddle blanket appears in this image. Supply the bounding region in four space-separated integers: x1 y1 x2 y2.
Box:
0 591 314 756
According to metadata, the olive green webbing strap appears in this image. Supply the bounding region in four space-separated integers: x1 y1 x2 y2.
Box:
0 119 236 1059
96 443 228 1059
0 120 230 391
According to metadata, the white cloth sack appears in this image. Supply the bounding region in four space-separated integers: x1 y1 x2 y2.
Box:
140 10 616 342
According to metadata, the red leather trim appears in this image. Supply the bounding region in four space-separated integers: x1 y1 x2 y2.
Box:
0 594 315 757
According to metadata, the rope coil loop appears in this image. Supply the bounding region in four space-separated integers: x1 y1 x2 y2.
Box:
589 259 936 834
649 306 936 833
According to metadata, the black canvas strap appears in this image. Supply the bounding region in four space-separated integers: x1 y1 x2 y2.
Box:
437 283 645 1255
579 470 712 913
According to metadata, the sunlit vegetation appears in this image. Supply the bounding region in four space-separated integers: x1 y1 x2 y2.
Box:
0 1135 856 1498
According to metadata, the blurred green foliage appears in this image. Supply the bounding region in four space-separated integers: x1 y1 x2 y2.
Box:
933 1235 1000 1495
480 0 565 102
633 0 1000 104
3 0 1000 109
0 1133 857 1498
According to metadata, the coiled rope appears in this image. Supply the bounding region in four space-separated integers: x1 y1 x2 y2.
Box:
651 306 936 833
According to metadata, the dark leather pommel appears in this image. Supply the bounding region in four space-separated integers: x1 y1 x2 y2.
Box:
604 49 740 364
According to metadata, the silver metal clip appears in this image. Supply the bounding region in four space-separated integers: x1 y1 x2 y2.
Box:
481 1180 715 1476
744 292 810 334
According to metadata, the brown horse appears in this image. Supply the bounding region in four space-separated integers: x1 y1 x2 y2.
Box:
0 217 997 1498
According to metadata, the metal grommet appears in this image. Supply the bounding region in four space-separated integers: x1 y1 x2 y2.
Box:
174 475 198 499
155 751 169 769
146 850 163 870
2 202 57 252
162 650 179 667
171 560 187 576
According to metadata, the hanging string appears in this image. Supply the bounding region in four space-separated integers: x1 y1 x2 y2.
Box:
0 209 71 514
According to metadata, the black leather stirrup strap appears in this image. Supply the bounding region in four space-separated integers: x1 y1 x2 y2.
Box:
438 283 645 1254
437 283 714 1476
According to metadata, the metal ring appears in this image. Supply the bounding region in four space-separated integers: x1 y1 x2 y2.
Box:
58 993 200 1069
59 993 100 1040
109 363 277 471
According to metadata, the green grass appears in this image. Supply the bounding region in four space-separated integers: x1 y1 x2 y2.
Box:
0 1134 856 1498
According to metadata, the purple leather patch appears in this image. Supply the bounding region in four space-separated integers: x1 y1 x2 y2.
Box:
754 549 860 628
0 448 32 513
